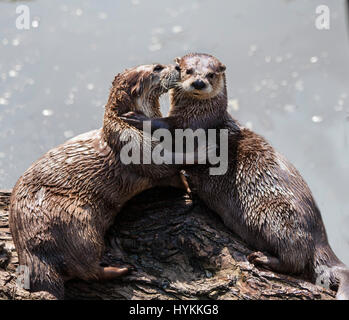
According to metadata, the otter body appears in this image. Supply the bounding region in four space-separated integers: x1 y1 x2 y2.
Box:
124 53 349 299
9 63 181 299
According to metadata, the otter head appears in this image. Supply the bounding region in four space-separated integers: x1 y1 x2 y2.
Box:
120 63 179 117
103 63 179 147
106 63 179 120
173 53 226 100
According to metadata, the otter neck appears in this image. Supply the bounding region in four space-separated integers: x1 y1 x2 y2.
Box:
102 88 161 151
168 85 229 129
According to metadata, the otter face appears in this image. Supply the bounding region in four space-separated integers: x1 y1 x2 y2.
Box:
130 64 179 97
123 63 179 117
174 53 226 100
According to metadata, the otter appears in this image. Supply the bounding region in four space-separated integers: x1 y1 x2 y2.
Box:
121 53 349 299
9 63 188 299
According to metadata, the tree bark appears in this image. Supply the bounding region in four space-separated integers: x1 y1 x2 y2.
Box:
0 188 334 300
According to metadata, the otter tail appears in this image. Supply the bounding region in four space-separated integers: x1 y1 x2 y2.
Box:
314 246 349 300
23 255 65 300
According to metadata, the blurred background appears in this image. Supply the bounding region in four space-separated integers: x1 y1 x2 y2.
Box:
0 0 348 264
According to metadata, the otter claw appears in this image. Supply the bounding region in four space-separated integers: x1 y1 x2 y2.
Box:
247 251 268 265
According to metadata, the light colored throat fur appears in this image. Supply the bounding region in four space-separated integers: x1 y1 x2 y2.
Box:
135 96 161 118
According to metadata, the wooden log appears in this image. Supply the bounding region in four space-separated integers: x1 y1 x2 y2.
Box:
0 188 334 300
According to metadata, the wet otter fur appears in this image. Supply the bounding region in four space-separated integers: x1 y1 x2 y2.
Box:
9 63 183 299
122 53 349 299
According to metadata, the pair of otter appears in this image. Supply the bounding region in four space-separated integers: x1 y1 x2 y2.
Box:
10 53 349 300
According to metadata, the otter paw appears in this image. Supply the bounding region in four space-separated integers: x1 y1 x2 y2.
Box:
120 111 140 118
247 251 269 266
99 266 129 281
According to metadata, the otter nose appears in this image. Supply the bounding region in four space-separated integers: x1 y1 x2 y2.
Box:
191 80 206 90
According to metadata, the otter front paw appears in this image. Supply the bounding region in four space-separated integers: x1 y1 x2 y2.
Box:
247 251 269 266
247 251 284 273
99 265 130 281
120 111 150 130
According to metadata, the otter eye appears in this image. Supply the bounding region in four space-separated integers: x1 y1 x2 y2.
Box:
153 65 164 72
207 73 215 79
186 68 194 75
175 65 180 72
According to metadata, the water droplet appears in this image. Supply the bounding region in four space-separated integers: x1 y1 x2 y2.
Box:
310 56 318 63
0 98 9 105
42 109 53 117
172 25 183 34
228 99 239 111
65 99 74 106
0 152 5 159
275 56 283 63
32 20 39 28
295 80 304 92
334 105 343 112
75 9 83 16
87 83 94 90
248 45 257 56
313 94 320 101
2 38 8 46
98 12 107 20
148 43 162 52
131 0 140 5
265 56 271 63
284 104 296 113
152 27 165 35
64 130 74 138
271 83 279 90
12 38 20 46
312 115 323 123
8 70 17 78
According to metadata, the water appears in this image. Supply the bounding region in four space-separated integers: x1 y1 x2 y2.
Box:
0 0 349 265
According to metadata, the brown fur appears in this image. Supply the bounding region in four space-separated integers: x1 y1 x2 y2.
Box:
124 53 349 299
9 63 182 299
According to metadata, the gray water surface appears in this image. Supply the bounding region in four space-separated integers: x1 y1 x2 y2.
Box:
1 0 349 264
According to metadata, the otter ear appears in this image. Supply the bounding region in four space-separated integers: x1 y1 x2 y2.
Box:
217 64 226 73
174 57 181 65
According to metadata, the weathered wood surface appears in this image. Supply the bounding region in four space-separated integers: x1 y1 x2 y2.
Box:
0 188 334 300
